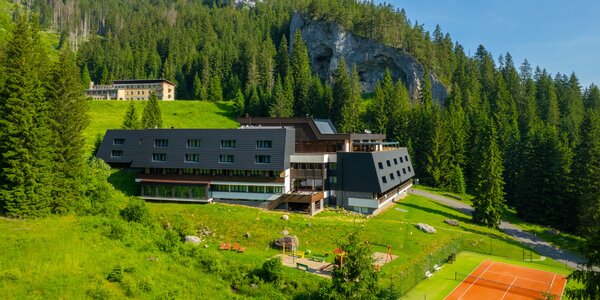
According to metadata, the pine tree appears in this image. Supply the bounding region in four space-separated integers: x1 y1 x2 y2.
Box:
46 47 89 213
247 87 261 117
269 76 293 118
368 82 387 134
122 101 141 129
0 15 53 217
449 165 466 196
425 111 453 188
142 92 163 129
338 66 362 133
275 35 290 79
233 89 245 117
332 57 351 125
209 76 223 101
419 68 434 108
471 118 505 228
584 84 600 111
81 65 92 89
193 73 206 100
291 30 312 116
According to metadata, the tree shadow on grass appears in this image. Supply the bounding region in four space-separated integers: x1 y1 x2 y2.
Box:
400 202 471 224
108 169 139 196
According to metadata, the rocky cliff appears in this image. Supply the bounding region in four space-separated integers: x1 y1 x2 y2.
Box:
290 13 447 103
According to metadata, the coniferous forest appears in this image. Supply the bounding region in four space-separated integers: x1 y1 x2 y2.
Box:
1 0 600 298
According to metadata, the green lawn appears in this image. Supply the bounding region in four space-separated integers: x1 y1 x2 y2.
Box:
0 194 574 298
85 100 238 152
413 184 474 205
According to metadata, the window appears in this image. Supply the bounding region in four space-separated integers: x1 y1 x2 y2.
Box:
221 140 236 148
249 186 266 193
219 155 234 163
185 154 200 163
230 185 247 192
187 139 201 148
387 160 391 167
152 153 166 161
408 166 412 172
113 138 125 145
405 155 409 162
154 139 169 147
256 140 273 149
111 150 123 157
397 170 401 177
390 173 395 180
381 176 387 184
255 155 271 164
402 168 407 174
394 158 398 165
378 162 384 169
400 157 404 163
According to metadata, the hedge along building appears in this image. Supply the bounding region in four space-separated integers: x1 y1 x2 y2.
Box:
96 118 414 215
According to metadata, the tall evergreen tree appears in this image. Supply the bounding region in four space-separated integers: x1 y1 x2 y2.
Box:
471 117 505 228
122 101 141 129
47 47 89 213
142 93 163 129
233 89 245 117
332 57 351 125
275 35 290 80
0 15 53 217
291 30 312 116
368 82 387 134
269 76 293 117
209 76 223 101
338 66 362 133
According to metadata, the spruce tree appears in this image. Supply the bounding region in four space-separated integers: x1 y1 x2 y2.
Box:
425 111 452 188
269 76 293 118
209 76 223 101
233 89 245 117
47 47 89 213
81 65 92 89
275 35 290 79
122 101 141 129
338 66 362 134
368 82 387 134
142 93 163 128
471 118 505 228
332 57 351 125
0 15 53 217
291 30 312 116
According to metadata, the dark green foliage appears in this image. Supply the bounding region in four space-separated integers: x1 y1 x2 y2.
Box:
331 57 351 125
142 92 163 129
449 165 466 195
209 76 223 102
47 47 89 214
566 224 600 299
471 118 505 228
329 229 379 299
0 15 52 218
120 198 150 224
122 101 141 129
269 76 293 117
338 66 362 133
260 257 283 284
515 124 572 230
291 30 312 116
233 89 245 117
106 265 124 283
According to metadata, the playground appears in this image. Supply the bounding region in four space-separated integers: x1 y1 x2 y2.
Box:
278 246 399 278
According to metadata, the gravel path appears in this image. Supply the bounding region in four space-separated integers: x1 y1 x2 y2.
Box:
409 188 586 269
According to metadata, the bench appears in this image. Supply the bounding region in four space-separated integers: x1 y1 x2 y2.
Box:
425 271 433 279
434 264 442 271
297 263 309 271
312 254 326 262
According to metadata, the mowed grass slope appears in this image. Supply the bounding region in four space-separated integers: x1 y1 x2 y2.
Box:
85 100 238 152
0 195 572 298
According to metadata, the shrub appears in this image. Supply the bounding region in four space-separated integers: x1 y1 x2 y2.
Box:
120 197 150 224
156 229 181 253
106 265 124 283
120 276 138 297
86 284 111 300
261 257 283 284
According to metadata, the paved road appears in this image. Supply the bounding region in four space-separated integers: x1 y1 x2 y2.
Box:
409 188 586 269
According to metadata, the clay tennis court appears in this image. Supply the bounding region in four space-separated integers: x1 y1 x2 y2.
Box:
445 260 567 300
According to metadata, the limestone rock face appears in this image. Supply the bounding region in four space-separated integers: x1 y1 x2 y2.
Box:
290 12 447 103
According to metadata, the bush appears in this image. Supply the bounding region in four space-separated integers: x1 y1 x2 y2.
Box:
261 257 283 284
105 219 127 240
106 265 124 283
78 158 126 217
120 197 150 224
86 284 111 300
156 229 181 253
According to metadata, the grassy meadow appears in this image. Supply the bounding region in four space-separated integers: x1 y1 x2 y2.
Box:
0 194 573 298
85 100 238 152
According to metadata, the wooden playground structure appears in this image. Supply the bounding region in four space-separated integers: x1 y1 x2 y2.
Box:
278 244 398 279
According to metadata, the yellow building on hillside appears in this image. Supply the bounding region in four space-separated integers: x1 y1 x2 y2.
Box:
86 79 176 100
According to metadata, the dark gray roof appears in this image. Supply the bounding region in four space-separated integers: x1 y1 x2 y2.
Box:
336 148 415 193
96 127 295 171
313 119 338 134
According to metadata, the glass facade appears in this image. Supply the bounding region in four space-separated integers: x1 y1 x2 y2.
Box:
141 184 207 199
